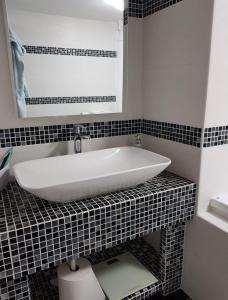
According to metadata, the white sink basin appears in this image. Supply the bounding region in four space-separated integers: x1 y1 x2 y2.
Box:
13 146 171 203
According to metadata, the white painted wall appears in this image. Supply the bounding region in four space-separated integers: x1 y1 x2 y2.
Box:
142 0 212 128
183 143 228 300
183 2 228 299
141 0 213 259
142 0 213 182
6 9 123 116
204 0 228 127
142 135 201 182
183 217 228 300
0 135 137 172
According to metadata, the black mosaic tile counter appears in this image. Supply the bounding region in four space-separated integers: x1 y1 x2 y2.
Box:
0 171 196 300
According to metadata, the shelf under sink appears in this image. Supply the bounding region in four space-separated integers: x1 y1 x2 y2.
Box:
29 238 162 300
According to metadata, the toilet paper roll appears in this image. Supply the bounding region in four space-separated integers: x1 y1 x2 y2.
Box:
58 258 105 300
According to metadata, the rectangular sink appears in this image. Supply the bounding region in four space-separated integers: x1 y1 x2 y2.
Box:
13 146 171 203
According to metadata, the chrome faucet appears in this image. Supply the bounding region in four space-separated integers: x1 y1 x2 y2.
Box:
73 125 90 153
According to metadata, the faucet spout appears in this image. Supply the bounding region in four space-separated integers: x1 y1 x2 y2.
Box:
74 135 81 153
73 125 90 154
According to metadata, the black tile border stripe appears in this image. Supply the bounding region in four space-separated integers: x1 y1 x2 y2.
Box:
143 0 183 17
0 119 142 148
203 126 228 147
25 96 116 105
128 0 144 18
2 119 227 148
0 119 203 149
127 0 184 20
24 45 117 58
142 119 202 148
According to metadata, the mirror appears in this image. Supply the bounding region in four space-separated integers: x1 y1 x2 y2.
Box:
4 0 126 118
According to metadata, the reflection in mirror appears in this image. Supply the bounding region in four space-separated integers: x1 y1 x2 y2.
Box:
4 0 126 118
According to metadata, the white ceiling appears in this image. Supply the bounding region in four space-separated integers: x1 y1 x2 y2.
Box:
6 0 123 22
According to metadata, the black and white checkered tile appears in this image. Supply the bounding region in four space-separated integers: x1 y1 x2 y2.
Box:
125 0 183 24
24 46 117 58
160 224 185 295
124 9 129 25
127 0 183 20
25 96 116 105
128 0 144 18
142 120 202 147
2 119 226 148
203 126 228 147
0 119 142 148
143 0 183 17
0 171 196 285
0 276 30 300
150 290 191 300
1 225 187 300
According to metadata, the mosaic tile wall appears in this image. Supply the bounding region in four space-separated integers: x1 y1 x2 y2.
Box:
0 276 30 300
1 119 226 148
203 126 228 147
142 120 202 148
128 0 144 18
143 0 183 17
0 120 141 148
128 0 184 19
